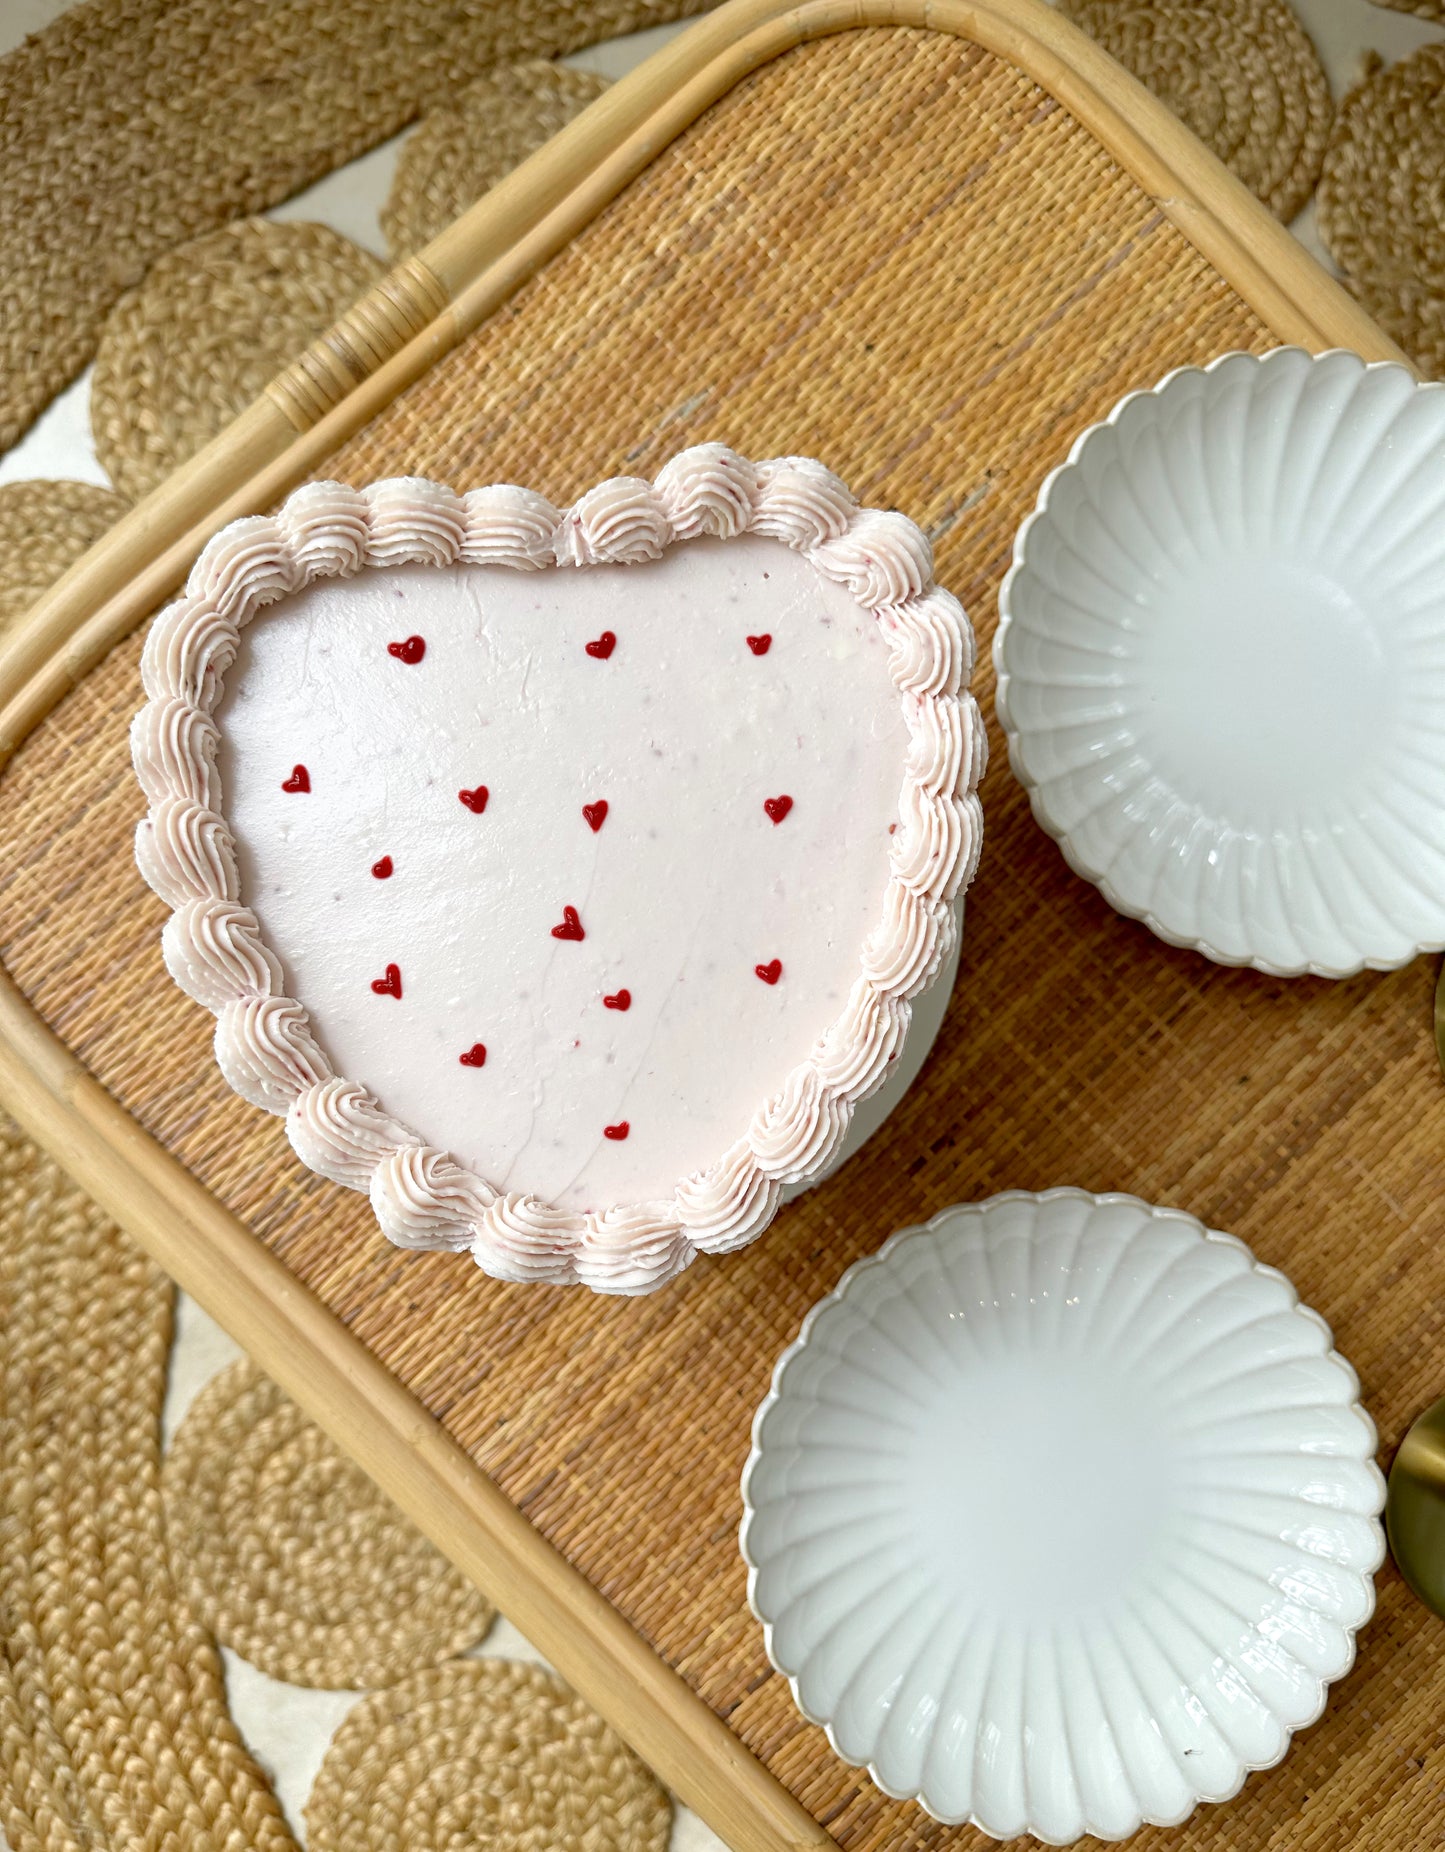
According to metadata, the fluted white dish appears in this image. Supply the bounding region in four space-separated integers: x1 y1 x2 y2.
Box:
741 1189 1384 1844
994 348 1445 978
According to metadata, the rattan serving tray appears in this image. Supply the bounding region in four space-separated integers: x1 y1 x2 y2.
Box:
0 5 1437 1851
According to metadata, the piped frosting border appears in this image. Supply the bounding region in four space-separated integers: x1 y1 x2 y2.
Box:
132 445 984 1294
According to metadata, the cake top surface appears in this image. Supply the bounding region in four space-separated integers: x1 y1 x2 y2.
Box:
219 537 903 1208
132 446 983 1294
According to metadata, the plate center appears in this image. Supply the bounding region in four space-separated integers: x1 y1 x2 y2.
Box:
905 1351 1178 1616
1133 549 1397 818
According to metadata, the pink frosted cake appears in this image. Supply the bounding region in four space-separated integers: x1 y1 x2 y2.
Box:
132 446 983 1293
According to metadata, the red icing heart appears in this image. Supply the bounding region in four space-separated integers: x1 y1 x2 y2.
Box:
583 800 609 833
604 1121 630 1141
755 959 782 985
281 764 310 793
459 1043 487 1067
746 634 772 655
763 795 793 824
603 989 631 1011
458 785 489 813
551 905 585 942
585 630 616 660
371 963 402 998
387 635 426 664
371 855 393 879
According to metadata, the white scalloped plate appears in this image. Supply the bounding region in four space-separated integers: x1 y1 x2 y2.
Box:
131 446 984 1294
741 1189 1385 1844
995 349 1445 978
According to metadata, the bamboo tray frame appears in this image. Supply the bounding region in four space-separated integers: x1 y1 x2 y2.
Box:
0 5 1407 1851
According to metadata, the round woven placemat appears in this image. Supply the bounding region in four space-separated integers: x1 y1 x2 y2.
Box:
90 218 386 502
0 0 708 454
0 1102 667 1846
1317 45 1445 378
0 480 130 635
304 1660 672 1852
165 1358 495 1689
0 1113 295 1852
384 60 612 258
1059 0 1333 222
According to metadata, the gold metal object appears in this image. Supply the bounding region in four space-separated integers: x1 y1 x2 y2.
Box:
1387 1394 1445 1618
1435 958 1445 1078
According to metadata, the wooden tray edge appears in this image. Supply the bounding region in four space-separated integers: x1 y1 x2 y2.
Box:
0 5 1406 1850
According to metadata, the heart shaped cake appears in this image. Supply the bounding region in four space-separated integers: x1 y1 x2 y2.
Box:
132 446 983 1293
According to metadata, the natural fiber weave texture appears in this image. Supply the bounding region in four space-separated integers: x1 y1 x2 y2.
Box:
91 219 386 501
384 60 612 258
304 1661 672 1851
1318 45 1445 378
0 1113 295 1852
1 24 1440 1852
0 0 709 456
165 1359 496 1688
0 479 130 634
1371 0 1444 18
1059 0 1332 221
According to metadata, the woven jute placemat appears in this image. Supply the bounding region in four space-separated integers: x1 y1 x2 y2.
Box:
0 480 131 635
0 0 708 456
0 1099 671 1847
0 1111 296 1852
1317 44 1445 379
305 1662 674 1852
1057 0 1445 377
0 38 625 624
91 218 387 501
165 1359 496 1689
383 60 612 258
1058 0 1332 221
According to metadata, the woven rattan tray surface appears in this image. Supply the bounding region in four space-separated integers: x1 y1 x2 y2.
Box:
0 6 1436 1851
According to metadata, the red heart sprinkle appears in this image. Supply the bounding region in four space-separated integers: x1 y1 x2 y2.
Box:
603 989 631 1011
764 795 793 824
551 905 585 942
755 959 782 985
371 856 393 879
459 1043 487 1067
585 630 616 659
604 1121 630 1141
371 963 402 999
746 634 772 655
583 800 609 832
387 635 426 664
458 785 489 813
281 764 310 793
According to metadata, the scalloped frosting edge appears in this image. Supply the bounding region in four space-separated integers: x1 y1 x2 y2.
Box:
131 444 984 1294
